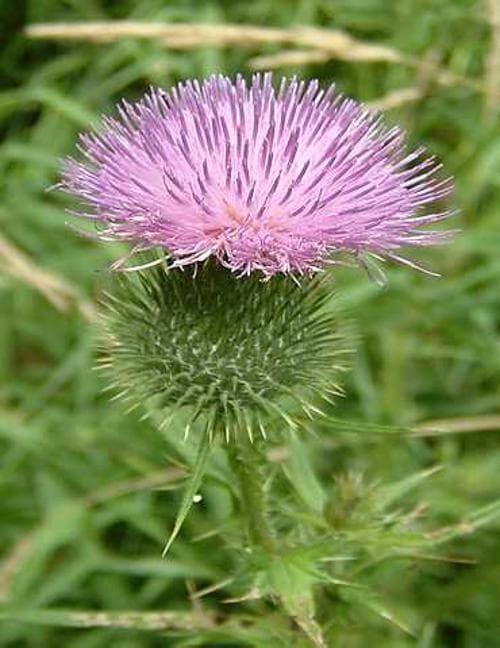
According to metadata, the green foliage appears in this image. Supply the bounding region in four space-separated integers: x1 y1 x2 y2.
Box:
1 0 500 647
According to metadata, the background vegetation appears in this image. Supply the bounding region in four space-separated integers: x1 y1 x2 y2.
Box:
0 0 499 646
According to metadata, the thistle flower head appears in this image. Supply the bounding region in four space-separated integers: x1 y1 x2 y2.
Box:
102 262 347 441
62 73 454 277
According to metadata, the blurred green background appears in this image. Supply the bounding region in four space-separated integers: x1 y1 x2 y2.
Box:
0 1 499 646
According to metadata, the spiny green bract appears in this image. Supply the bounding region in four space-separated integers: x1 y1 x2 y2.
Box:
101 261 349 441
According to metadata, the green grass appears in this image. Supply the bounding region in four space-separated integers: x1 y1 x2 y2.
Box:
1 0 499 646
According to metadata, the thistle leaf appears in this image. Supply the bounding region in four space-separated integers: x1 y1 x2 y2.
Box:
162 429 210 557
280 589 326 648
376 465 443 511
284 433 326 513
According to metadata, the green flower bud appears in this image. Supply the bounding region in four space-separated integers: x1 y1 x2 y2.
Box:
101 261 349 441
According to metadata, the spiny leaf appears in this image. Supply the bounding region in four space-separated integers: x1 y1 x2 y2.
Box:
432 497 500 544
342 587 415 636
284 433 326 513
376 465 443 510
280 589 326 648
162 429 211 556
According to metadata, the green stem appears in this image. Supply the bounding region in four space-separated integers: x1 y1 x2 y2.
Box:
227 439 276 553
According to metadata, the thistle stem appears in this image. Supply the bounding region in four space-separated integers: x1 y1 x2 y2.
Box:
227 438 276 553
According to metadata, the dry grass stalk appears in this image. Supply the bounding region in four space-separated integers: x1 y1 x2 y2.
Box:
26 21 287 46
0 233 97 323
289 27 404 62
368 51 444 111
414 414 500 436
238 48 331 70
10 609 214 631
26 21 480 94
485 0 500 118
368 87 425 111
26 21 405 63
0 535 35 603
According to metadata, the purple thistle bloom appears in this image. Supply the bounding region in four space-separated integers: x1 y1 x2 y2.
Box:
62 73 454 277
